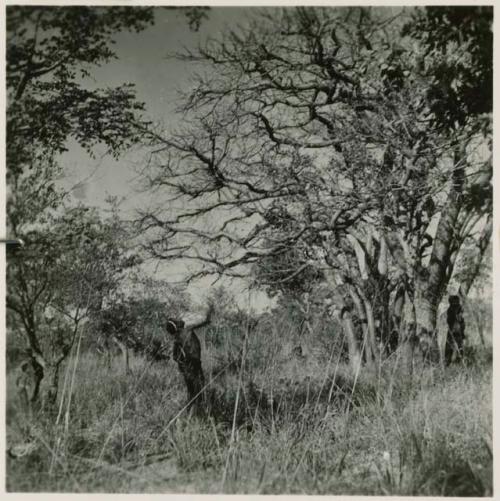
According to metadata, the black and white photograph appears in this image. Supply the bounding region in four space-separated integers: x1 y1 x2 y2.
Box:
4 4 493 495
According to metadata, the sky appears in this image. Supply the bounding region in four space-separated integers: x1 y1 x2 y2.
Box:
57 7 274 311
59 8 252 210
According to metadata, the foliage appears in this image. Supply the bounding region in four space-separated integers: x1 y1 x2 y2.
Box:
173 6 210 32
403 6 492 128
6 6 156 179
6 158 140 406
87 289 190 361
6 6 211 180
253 208 325 298
7 200 140 361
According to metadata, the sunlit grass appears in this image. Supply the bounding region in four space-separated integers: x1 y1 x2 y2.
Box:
6 318 492 494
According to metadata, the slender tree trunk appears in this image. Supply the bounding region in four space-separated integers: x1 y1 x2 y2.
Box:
413 281 440 362
348 288 374 366
339 304 362 376
401 299 418 374
38 363 62 410
390 282 405 352
360 291 379 362
461 217 492 296
29 354 45 405
113 337 130 374
471 308 486 348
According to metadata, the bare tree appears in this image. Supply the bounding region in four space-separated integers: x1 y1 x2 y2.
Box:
138 7 491 370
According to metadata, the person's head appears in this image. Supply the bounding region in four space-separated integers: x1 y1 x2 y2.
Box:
165 317 185 335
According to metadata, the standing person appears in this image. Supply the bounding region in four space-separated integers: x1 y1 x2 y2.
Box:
445 295 466 365
165 304 213 411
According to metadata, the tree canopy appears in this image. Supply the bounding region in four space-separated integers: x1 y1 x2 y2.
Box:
6 6 158 180
139 6 492 365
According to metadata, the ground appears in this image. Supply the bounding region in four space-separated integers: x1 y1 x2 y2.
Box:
6 318 493 495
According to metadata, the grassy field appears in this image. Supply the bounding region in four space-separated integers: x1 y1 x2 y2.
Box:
6 314 493 494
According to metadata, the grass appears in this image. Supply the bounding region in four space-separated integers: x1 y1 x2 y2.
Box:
6 317 492 494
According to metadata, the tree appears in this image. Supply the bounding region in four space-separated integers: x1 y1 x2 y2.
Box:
137 7 491 370
5 6 210 405
88 280 191 370
7 194 140 406
6 6 157 181
7 6 211 181
401 6 492 356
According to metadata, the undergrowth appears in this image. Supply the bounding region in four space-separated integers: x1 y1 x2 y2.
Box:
6 322 492 495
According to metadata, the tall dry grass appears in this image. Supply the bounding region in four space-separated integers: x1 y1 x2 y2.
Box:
6 309 492 494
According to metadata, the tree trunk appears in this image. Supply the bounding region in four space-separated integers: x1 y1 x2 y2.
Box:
113 337 130 374
360 291 379 362
29 354 45 405
389 283 405 353
413 277 440 361
401 299 418 374
339 304 362 376
38 363 62 410
461 216 492 296
415 143 465 359
348 288 374 367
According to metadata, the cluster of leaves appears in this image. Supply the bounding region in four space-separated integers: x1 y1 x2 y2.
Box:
86 274 192 358
7 6 156 178
172 6 210 32
88 297 167 361
7 201 141 362
255 203 325 297
403 6 492 128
